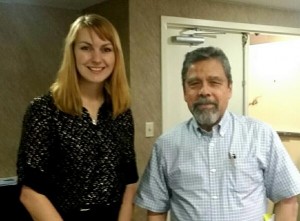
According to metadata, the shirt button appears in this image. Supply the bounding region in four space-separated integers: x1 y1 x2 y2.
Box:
209 143 215 148
212 196 218 199
210 169 216 173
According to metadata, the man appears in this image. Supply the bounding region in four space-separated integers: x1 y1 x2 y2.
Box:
135 46 300 221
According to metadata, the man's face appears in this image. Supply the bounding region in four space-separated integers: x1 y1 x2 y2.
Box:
184 58 232 131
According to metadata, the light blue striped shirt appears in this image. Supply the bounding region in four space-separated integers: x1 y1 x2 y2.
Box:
135 111 300 221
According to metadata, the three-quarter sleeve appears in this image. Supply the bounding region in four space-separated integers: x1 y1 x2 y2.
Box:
17 96 55 194
116 109 138 185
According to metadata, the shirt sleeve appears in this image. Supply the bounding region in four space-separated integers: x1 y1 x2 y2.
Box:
17 96 55 194
264 128 300 202
135 141 170 212
116 109 138 184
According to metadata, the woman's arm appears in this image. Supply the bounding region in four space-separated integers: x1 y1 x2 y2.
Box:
118 183 137 221
274 196 299 221
20 185 63 221
147 211 168 221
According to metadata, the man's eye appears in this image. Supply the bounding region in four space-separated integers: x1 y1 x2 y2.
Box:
188 81 200 86
209 80 222 85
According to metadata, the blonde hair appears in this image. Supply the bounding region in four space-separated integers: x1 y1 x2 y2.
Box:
50 14 130 118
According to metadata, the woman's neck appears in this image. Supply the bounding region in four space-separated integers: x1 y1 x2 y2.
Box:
79 81 105 121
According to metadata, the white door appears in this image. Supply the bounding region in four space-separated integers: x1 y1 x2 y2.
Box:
162 22 245 132
248 39 300 133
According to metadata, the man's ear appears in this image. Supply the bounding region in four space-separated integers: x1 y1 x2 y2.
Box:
228 83 233 99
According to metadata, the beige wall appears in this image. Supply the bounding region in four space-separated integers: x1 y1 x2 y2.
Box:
0 3 79 177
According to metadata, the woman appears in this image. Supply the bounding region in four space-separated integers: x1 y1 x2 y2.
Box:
17 14 138 221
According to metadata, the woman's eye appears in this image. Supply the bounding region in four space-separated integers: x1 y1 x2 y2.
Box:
80 46 90 51
103 47 113 52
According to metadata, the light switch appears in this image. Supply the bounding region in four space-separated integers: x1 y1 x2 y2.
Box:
145 122 154 137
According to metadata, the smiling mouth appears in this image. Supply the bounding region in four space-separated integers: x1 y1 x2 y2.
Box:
88 67 104 72
194 102 217 111
198 103 215 109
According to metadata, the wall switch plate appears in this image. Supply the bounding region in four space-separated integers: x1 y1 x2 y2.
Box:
145 122 154 137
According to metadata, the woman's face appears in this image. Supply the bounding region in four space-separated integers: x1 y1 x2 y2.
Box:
74 28 115 86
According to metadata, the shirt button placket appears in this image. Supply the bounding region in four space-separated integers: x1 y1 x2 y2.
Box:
208 141 219 201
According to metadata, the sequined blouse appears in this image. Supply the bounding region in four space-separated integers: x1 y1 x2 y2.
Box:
17 93 138 213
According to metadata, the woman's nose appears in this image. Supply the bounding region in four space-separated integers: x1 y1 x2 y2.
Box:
91 50 102 62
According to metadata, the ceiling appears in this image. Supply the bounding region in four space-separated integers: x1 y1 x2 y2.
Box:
216 0 300 11
0 0 107 10
0 0 299 11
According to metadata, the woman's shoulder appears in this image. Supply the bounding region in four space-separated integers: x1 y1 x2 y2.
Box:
109 108 133 130
116 108 133 120
27 92 56 114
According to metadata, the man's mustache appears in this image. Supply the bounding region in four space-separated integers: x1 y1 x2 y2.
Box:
193 98 218 108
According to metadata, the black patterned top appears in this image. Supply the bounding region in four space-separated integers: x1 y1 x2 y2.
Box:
17 93 138 214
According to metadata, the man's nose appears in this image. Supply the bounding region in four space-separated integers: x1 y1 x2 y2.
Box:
198 84 211 96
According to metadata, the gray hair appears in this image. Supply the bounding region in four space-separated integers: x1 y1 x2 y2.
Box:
181 46 232 86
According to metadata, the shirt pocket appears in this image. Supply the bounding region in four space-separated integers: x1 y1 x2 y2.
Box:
228 157 263 194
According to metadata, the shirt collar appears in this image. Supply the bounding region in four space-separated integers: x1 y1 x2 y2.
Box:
190 110 230 137
218 111 230 137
